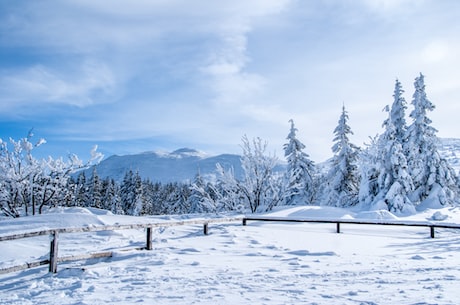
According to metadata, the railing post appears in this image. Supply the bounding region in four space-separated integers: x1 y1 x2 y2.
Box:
336 222 341 234
203 223 209 235
430 226 435 238
146 227 153 250
242 218 247 226
49 230 58 273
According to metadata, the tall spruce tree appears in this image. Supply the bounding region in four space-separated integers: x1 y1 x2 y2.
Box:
87 168 103 209
101 178 122 214
283 119 316 205
322 105 359 207
120 170 144 215
375 80 414 213
74 172 88 207
405 73 458 206
390 79 408 144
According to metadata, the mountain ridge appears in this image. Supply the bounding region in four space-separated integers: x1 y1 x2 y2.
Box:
84 148 245 183
83 138 460 183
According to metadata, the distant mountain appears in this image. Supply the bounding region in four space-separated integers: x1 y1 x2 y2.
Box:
81 138 460 184
83 148 246 183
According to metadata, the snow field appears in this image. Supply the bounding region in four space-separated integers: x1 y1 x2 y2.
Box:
1 207 460 304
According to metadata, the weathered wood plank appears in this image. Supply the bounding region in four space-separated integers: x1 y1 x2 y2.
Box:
58 251 113 263
0 260 49 275
146 227 153 250
49 231 58 273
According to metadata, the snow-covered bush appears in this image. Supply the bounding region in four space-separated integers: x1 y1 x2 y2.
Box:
0 131 102 217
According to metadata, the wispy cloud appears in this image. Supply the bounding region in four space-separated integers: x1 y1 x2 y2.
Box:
0 61 116 111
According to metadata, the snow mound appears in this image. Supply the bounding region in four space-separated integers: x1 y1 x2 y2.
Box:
430 211 449 221
355 210 399 220
0 208 107 236
45 207 112 215
267 206 356 219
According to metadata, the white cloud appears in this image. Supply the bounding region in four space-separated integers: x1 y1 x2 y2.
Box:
0 61 116 109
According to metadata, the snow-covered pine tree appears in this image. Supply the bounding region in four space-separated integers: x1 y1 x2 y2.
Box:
73 172 88 207
101 178 122 214
214 163 243 212
163 182 191 214
189 172 206 213
150 182 167 215
139 179 155 215
358 135 381 208
120 170 144 215
87 168 103 209
188 171 220 213
372 79 415 213
322 105 360 207
405 73 458 206
283 119 316 205
390 79 408 145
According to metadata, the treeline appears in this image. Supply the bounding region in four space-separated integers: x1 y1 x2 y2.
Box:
66 135 285 216
68 169 193 216
1 73 459 217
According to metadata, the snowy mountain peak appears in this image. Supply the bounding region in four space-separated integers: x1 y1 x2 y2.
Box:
82 148 243 183
170 148 207 158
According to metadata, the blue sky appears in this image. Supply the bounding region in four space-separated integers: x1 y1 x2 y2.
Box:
1 0 460 162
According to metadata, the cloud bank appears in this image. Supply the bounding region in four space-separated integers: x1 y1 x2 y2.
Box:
0 0 459 161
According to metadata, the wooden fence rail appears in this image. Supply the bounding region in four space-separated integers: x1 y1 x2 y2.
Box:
242 216 460 238
2 215 460 275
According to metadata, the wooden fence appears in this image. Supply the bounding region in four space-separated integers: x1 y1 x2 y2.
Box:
1 215 460 275
0 217 243 274
242 215 460 238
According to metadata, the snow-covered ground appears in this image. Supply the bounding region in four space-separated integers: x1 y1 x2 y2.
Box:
1 206 460 304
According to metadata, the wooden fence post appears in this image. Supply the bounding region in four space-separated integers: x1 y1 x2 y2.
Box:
146 227 153 250
203 223 209 235
336 222 341 234
242 218 247 226
430 226 435 238
49 231 58 273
